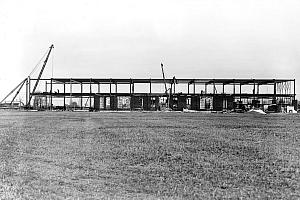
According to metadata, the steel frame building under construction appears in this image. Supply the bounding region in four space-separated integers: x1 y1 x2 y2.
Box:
0 45 297 112
27 77 297 112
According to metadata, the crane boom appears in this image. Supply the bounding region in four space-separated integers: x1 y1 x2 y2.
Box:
160 63 172 110
27 44 54 106
0 78 27 104
161 63 168 94
10 79 26 104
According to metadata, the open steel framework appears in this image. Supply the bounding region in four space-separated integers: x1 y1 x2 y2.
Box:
28 78 296 111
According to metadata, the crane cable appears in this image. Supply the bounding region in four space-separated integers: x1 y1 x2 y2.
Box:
0 49 49 104
28 50 48 77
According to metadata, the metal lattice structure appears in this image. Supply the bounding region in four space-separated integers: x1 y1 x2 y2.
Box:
26 78 296 112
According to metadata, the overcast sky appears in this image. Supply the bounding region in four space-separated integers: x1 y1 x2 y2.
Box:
1 0 300 100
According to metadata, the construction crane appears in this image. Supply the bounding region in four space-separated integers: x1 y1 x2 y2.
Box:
161 63 168 94
27 44 54 107
160 63 172 110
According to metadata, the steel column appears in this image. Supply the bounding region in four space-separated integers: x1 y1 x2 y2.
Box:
222 83 225 94
294 79 296 100
193 82 196 94
132 83 135 94
28 77 31 106
173 82 175 94
130 82 132 94
45 82 47 108
109 79 112 95
233 82 235 95
63 83 66 110
213 81 215 95
239 83 242 101
90 79 92 108
70 78 72 107
50 78 53 110
26 77 30 106
149 79 152 94
273 80 276 100
80 83 83 110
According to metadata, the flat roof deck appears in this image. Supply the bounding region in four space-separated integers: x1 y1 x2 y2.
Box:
32 78 295 85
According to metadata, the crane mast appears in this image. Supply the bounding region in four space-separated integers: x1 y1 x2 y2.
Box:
161 63 168 94
27 44 54 107
160 63 172 110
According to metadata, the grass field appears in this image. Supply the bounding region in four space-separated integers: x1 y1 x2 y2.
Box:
0 111 299 199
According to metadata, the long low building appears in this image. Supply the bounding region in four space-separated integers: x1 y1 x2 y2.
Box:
28 78 297 112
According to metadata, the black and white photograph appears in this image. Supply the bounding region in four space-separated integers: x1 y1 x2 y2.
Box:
0 0 299 199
